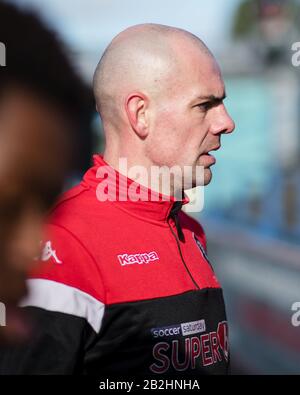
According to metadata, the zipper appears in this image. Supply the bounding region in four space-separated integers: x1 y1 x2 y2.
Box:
167 217 200 290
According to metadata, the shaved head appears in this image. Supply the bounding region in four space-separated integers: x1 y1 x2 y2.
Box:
93 23 234 191
93 24 213 123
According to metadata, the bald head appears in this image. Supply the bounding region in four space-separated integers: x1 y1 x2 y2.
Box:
92 23 234 191
93 24 213 123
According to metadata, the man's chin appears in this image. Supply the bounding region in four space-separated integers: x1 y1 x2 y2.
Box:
189 169 212 189
204 168 213 185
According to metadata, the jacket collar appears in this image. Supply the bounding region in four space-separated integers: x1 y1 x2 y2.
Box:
82 154 189 223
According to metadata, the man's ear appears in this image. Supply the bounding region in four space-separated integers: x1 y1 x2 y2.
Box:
125 92 149 138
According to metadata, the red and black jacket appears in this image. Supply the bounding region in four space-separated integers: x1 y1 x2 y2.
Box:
0 155 229 375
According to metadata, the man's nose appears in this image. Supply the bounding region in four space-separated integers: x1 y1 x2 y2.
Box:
210 104 235 136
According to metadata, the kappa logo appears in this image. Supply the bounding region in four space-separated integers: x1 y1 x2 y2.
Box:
41 240 62 264
117 251 159 266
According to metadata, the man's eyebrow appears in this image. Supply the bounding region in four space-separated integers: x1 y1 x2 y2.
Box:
195 92 227 103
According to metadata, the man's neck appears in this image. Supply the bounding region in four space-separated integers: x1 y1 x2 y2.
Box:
103 150 182 199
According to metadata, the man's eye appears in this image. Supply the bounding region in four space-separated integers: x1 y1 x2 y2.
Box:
196 102 211 111
195 99 223 111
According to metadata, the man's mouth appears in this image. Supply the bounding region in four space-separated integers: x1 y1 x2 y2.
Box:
200 145 221 167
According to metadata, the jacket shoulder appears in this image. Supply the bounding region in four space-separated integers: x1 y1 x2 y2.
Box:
30 222 106 304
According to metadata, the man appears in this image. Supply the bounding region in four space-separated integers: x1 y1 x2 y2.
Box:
0 24 234 374
0 2 91 343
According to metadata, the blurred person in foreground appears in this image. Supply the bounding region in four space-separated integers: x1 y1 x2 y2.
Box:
0 24 235 375
0 2 91 343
